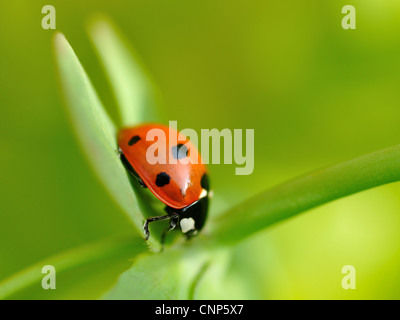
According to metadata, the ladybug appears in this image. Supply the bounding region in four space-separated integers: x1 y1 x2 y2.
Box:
117 123 209 243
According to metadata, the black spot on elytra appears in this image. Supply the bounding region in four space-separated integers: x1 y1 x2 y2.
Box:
128 135 141 146
156 172 171 187
200 173 210 191
172 144 189 160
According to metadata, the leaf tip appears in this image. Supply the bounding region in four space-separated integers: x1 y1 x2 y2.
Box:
53 32 72 58
86 13 113 42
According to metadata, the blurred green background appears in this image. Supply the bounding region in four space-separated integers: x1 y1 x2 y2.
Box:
1 0 400 299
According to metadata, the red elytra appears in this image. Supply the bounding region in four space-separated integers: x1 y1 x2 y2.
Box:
118 123 207 210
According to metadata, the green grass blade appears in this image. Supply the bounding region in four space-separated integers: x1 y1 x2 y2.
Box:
88 16 160 127
54 33 146 238
210 144 400 245
0 235 146 299
103 247 210 300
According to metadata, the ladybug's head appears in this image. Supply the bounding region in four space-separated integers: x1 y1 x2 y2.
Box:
166 195 209 238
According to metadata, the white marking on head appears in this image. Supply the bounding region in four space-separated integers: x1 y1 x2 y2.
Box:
199 189 208 199
180 218 195 233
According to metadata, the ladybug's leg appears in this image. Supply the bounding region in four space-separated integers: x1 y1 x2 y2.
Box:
143 213 179 241
160 216 179 246
131 170 147 188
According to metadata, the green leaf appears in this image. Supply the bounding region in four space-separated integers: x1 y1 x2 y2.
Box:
54 32 151 242
86 18 166 246
103 247 210 300
209 144 400 245
0 235 147 299
88 16 161 127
